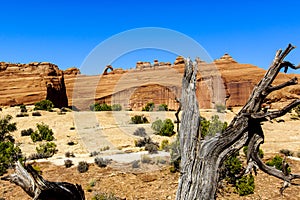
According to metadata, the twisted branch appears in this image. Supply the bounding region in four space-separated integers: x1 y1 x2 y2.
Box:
251 99 300 121
247 134 300 194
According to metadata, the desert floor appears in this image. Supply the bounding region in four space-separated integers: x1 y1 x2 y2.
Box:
0 106 299 199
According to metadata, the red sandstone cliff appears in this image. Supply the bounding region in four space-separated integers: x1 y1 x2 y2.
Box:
65 55 300 111
0 62 68 108
1 56 299 110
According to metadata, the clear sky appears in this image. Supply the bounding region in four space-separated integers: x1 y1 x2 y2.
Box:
1 0 300 74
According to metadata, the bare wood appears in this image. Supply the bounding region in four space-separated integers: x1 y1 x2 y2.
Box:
176 44 300 200
1 161 85 200
265 77 298 95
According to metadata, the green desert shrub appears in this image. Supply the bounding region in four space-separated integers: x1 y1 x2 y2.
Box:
77 161 89 173
236 174 255 196
65 151 75 158
279 149 294 156
142 102 155 111
32 111 42 116
35 142 57 158
34 100 54 111
223 152 243 184
20 105 27 113
64 159 73 168
16 113 29 117
131 115 149 124
215 103 226 113
111 104 122 111
151 119 163 133
160 139 170 151
200 115 227 138
99 146 110 151
158 104 168 111
151 118 175 136
90 103 112 111
30 123 54 142
21 128 34 136
94 157 111 168
0 115 17 142
131 160 140 168
133 127 147 137
134 137 157 147
266 155 291 172
145 143 158 154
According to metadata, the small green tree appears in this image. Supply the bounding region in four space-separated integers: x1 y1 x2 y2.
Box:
0 141 22 176
0 115 17 142
0 115 22 176
142 102 155 111
200 115 227 138
34 100 54 111
31 123 54 142
151 119 175 136
160 119 175 136
151 119 163 133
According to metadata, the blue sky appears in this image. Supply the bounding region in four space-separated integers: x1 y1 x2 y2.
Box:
1 0 300 74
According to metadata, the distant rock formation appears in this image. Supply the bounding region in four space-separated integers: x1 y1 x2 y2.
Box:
1 54 299 110
214 53 237 64
0 62 68 108
64 67 80 76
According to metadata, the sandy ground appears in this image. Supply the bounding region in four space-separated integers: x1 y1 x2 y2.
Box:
0 106 300 199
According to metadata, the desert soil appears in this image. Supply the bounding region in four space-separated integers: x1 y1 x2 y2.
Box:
0 106 300 199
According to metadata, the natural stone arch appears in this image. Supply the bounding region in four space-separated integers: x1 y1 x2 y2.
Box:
103 65 113 75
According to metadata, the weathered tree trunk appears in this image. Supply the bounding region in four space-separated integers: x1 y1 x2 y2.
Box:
176 44 300 200
1 161 85 200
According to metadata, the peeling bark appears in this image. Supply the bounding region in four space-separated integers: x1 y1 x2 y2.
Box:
176 44 300 200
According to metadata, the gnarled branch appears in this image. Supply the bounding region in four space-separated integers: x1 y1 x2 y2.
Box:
251 99 300 121
1 161 85 200
247 134 300 194
264 77 298 95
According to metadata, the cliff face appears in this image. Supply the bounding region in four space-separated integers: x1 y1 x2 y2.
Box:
0 62 68 108
68 55 300 110
1 55 299 110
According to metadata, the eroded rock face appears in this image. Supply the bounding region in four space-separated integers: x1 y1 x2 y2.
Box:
2 55 299 110
0 62 68 107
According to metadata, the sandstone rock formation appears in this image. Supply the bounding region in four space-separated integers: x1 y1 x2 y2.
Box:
1 55 299 111
68 55 300 111
0 62 68 108
64 67 80 75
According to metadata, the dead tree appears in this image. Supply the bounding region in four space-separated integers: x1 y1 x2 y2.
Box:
176 44 300 200
1 161 85 200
